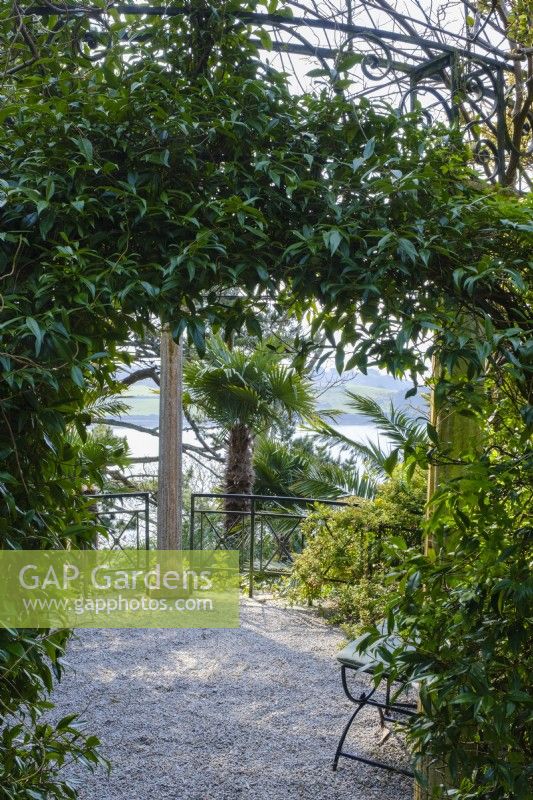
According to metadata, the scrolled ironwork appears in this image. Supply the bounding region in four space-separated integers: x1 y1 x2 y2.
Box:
472 138 501 180
8 1 533 186
336 33 395 81
399 84 454 125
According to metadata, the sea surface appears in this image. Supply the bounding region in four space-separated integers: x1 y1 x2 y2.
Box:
112 418 387 463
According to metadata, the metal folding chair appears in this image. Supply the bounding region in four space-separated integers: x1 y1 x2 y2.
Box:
332 632 417 777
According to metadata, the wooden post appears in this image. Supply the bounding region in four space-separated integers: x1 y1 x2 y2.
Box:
415 346 481 799
157 325 183 550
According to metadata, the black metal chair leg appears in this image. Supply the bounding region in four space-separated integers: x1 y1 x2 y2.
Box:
333 634 417 778
332 699 366 771
385 680 391 713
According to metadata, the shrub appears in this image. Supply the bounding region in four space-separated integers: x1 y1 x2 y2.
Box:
286 468 426 635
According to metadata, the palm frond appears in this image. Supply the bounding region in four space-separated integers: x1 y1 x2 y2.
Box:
267 365 315 418
292 462 377 500
65 424 131 471
345 392 428 448
81 389 130 421
306 392 427 478
253 438 311 496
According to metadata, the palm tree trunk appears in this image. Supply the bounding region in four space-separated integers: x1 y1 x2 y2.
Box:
224 422 254 535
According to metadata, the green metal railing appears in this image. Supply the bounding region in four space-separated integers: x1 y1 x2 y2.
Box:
189 492 349 597
87 491 372 598
86 491 153 550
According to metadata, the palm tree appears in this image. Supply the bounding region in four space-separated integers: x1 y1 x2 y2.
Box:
184 336 316 530
253 437 378 500
70 389 131 490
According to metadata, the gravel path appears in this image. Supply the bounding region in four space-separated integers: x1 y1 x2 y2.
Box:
52 598 413 800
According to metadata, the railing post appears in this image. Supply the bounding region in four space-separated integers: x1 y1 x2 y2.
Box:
189 494 195 550
449 51 460 123
144 493 150 550
260 517 263 572
249 496 255 598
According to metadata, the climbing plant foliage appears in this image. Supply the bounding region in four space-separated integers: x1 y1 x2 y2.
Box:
0 2 531 797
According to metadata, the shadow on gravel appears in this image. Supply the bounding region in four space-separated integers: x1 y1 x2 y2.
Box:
51 600 413 800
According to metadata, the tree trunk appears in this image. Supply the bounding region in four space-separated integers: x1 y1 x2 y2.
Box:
224 422 254 535
157 326 183 550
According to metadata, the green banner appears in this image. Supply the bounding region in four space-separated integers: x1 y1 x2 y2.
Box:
0 550 239 628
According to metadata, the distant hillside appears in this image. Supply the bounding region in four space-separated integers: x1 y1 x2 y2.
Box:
316 369 427 419
117 368 428 424
321 368 411 391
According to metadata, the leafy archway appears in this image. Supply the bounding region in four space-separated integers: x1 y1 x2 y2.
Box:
0 4 531 798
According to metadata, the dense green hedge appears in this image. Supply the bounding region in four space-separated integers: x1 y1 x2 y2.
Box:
0 628 106 798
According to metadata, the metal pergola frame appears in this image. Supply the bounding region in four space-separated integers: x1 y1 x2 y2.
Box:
22 1 532 186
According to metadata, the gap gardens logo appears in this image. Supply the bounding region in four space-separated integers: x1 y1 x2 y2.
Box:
0 550 239 628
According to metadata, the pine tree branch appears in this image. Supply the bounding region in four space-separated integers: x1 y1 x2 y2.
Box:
100 418 159 436
119 366 160 387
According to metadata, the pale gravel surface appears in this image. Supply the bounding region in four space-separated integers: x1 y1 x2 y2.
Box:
52 598 412 800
